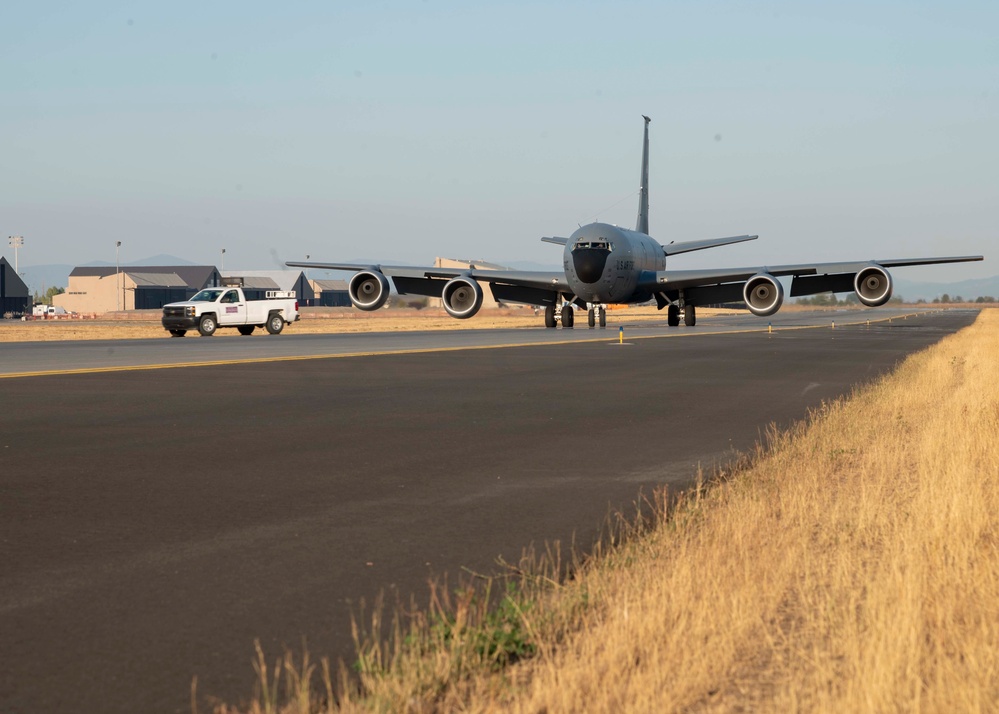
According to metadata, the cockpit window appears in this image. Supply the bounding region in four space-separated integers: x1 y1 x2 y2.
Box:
573 241 612 251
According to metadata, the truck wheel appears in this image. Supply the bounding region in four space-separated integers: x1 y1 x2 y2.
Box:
237 325 255 336
265 313 284 335
169 329 186 338
198 315 217 337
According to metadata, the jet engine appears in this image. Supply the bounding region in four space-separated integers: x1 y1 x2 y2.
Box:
854 265 893 307
743 273 784 317
348 270 391 311
441 277 483 319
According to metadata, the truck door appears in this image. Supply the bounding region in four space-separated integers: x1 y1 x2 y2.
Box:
218 289 247 325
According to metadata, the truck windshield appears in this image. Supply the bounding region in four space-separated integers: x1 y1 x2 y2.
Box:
190 289 224 302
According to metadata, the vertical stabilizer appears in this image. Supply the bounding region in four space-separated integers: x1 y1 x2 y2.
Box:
636 115 651 234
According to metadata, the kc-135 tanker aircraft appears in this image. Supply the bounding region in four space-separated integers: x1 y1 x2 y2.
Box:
289 117 983 328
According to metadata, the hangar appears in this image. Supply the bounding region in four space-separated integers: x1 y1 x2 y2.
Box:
221 270 313 303
1 256 31 317
311 279 351 307
54 265 222 313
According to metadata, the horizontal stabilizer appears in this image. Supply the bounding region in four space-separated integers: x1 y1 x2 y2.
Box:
662 234 757 256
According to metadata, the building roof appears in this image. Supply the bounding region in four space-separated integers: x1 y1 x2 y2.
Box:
126 271 187 288
71 265 219 289
314 279 350 291
222 270 305 292
1 256 31 297
232 276 280 290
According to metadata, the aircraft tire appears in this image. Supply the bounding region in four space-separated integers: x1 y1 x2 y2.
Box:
667 304 680 327
198 315 217 337
599 309 607 328
169 329 186 338
587 309 595 328
561 305 574 328
238 325 255 336
544 305 556 328
684 305 696 327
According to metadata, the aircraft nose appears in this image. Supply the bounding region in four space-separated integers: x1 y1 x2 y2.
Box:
572 247 611 284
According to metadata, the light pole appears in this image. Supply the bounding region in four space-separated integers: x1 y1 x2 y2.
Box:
116 241 121 312
8 235 23 274
221 248 226 274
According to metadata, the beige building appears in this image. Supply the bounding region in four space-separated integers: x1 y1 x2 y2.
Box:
54 266 221 313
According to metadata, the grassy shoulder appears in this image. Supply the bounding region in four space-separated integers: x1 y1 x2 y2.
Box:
225 309 998 713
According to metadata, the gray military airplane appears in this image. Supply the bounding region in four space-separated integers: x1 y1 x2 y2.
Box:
288 117 983 328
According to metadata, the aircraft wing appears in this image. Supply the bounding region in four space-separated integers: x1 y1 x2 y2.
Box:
651 255 983 291
661 234 757 256
285 261 571 303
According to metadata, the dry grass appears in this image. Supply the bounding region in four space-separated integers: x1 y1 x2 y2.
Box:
218 309 998 713
0 306 740 342
465 311 998 714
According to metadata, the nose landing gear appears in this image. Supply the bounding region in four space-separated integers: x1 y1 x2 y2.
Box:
544 302 590 329
587 304 607 328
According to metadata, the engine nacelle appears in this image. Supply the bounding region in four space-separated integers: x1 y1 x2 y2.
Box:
441 277 483 319
854 265 893 307
348 270 390 311
743 273 784 317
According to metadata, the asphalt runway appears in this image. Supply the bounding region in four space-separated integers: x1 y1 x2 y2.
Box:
0 306 941 377
0 309 978 712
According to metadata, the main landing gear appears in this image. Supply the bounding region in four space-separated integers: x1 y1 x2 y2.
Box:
561 304 575 328
544 305 557 328
667 303 696 327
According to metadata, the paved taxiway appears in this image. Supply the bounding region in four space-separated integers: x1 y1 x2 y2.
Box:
0 306 943 377
0 309 978 712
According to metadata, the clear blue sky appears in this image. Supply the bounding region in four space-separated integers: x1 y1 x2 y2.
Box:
2 1 995 281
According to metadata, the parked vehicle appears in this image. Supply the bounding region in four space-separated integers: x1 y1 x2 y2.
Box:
32 304 69 317
161 287 299 337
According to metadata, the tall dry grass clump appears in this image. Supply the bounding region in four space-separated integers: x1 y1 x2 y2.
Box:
224 310 998 713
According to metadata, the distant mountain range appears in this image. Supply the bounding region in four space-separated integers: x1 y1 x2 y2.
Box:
16 255 196 294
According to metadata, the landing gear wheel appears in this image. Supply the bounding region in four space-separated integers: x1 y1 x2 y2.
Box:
587 309 595 328
599 308 607 328
237 325 255 336
169 329 186 338
544 305 556 328
667 304 680 327
561 305 574 328
684 305 696 327
198 315 217 337
265 313 285 335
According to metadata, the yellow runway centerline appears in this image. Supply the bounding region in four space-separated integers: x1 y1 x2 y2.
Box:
0 312 932 380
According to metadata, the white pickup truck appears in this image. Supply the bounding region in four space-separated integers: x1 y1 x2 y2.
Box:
161 287 300 337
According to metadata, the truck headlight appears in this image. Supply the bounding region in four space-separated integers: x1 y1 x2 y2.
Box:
186 306 196 316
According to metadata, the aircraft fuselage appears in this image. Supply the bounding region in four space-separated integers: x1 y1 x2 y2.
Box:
563 223 665 304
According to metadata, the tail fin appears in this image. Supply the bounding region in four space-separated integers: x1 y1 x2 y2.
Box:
636 115 651 235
